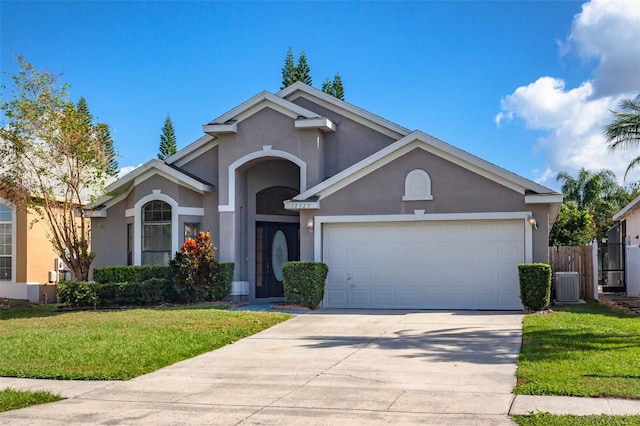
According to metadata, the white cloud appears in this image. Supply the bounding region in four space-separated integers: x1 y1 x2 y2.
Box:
117 165 140 179
570 0 640 97
497 0 640 189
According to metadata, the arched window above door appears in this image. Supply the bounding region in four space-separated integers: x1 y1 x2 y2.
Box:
256 186 299 216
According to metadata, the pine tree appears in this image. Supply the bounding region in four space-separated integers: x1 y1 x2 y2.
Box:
77 97 118 176
321 76 334 96
76 97 92 126
281 47 297 90
295 50 312 85
332 72 344 100
97 123 118 176
158 114 177 160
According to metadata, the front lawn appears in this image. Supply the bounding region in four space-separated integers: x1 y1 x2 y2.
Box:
513 412 640 426
0 305 291 380
515 301 640 399
0 388 64 413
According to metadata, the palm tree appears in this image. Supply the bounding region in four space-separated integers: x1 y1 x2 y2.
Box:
603 95 640 178
556 168 631 241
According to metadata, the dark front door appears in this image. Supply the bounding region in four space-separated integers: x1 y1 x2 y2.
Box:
256 222 299 298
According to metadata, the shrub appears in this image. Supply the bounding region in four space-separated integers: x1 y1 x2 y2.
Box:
215 263 234 301
170 231 219 303
282 262 329 309
93 266 169 284
518 263 552 311
138 278 176 305
94 282 125 306
57 281 98 308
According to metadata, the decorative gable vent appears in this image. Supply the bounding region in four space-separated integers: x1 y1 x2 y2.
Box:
402 169 433 201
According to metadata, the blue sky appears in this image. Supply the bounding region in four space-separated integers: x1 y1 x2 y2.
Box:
2 0 639 191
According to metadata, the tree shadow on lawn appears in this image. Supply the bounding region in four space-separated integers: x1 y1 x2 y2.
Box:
299 326 522 365
521 328 638 362
0 304 62 321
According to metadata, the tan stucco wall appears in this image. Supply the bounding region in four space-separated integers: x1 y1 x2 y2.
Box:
2 188 59 285
25 210 59 283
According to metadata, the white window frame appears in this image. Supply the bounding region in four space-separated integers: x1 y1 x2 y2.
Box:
0 198 16 282
125 190 205 266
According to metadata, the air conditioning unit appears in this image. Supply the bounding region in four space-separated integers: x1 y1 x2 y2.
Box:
55 258 69 271
555 272 580 303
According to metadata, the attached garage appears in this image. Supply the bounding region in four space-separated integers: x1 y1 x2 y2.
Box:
322 219 526 310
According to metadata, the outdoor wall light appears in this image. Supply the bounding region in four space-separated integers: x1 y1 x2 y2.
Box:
307 216 315 233
528 216 538 230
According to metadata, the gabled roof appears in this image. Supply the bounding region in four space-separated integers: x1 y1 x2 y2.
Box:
278 82 411 139
293 130 561 204
89 159 214 209
165 134 217 167
613 194 640 221
167 88 339 167
202 90 335 135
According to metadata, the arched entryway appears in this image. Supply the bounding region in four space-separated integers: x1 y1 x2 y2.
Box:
239 158 301 300
255 186 299 298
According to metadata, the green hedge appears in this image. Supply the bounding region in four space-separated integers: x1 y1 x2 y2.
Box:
57 281 99 307
58 278 176 308
282 261 328 309
93 266 170 284
215 262 234 301
518 263 552 311
61 264 235 307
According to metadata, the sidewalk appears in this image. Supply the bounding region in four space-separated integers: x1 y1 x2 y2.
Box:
510 395 640 416
3 373 640 418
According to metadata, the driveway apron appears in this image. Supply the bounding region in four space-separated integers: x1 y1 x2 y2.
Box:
0 310 523 425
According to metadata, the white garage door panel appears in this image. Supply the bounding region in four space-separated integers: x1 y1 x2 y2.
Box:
323 220 525 310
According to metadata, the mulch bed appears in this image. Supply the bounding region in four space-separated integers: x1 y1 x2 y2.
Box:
270 303 311 312
598 294 640 315
0 298 32 309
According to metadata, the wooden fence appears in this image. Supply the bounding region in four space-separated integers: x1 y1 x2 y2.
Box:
548 245 595 300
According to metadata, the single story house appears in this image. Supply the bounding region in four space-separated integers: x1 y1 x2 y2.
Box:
0 188 60 303
90 82 562 310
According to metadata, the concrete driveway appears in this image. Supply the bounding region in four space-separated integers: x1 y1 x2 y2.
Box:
1 310 523 425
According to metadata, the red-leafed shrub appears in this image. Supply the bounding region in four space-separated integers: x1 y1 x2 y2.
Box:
170 231 228 302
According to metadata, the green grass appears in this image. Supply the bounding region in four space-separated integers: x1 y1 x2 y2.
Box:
512 412 640 425
515 301 640 398
0 305 291 380
0 388 64 413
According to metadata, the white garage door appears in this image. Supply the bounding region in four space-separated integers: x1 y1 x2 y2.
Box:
323 220 525 310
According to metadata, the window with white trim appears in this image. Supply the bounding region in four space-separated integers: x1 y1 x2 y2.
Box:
141 200 172 265
184 222 200 242
402 169 433 201
0 202 13 281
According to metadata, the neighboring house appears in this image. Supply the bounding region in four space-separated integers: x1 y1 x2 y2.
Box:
90 83 562 310
612 195 640 296
0 187 60 303
613 194 640 244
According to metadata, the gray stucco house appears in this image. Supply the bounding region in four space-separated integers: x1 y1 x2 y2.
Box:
90 82 562 310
